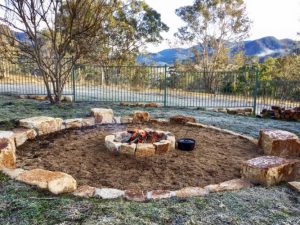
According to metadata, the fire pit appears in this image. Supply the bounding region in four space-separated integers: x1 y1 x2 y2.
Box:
105 128 175 157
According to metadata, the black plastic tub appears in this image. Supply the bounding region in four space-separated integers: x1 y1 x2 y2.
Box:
177 138 196 151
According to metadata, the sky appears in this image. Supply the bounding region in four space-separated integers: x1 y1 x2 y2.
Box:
145 0 300 53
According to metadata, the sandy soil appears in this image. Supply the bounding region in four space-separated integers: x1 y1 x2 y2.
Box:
16 123 262 190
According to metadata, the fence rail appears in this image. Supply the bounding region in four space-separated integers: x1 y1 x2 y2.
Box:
0 60 299 114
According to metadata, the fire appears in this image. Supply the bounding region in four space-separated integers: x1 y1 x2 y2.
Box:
127 129 160 144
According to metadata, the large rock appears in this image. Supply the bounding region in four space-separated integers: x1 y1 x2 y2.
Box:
16 169 77 194
133 111 150 123
169 115 196 124
241 156 298 187
73 185 96 198
288 181 300 193
124 190 147 202
12 128 37 146
1 168 25 179
204 179 253 193
175 187 209 198
135 143 156 157
82 117 95 127
63 118 83 129
0 131 16 169
94 188 125 199
147 190 174 200
91 108 114 124
258 129 300 157
153 140 171 154
19 116 63 135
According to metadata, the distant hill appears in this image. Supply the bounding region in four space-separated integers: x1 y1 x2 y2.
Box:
137 36 299 65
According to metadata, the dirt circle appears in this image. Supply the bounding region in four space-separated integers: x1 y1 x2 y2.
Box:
16 123 262 190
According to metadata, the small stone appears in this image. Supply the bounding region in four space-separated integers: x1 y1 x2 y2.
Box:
120 144 136 156
94 188 125 199
1 168 25 179
154 140 171 154
19 116 63 135
175 187 209 198
124 190 147 202
16 169 77 194
170 115 196 124
258 129 300 157
135 144 155 157
82 117 95 127
288 181 300 192
120 116 133 124
73 185 96 198
133 111 150 123
91 108 114 124
241 156 298 186
13 128 37 146
147 190 173 200
63 118 83 129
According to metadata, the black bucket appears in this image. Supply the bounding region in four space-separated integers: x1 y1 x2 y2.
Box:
177 138 196 151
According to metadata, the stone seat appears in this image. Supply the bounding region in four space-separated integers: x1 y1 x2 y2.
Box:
241 156 298 187
258 129 300 157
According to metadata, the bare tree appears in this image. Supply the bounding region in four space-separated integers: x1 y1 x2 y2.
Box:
0 0 113 103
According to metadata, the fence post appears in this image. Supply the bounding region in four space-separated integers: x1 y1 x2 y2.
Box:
252 66 259 115
72 63 76 102
164 64 167 107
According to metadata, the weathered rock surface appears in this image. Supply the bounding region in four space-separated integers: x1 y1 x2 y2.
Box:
169 115 196 124
120 116 133 124
135 143 156 157
241 156 298 186
19 116 63 135
16 169 77 194
175 187 209 198
144 103 159 108
1 168 25 179
0 131 16 169
63 118 83 129
95 188 125 199
147 190 174 200
119 144 136 156
258 129 300 157
205 179 253 193
82 117 95 127
288 181 300 193
149 118 169 125
226 108 252 115
91 108 114 124
12 128 37 146
124 190 147 202
105 135 121 153
73 185 96 198
133 111 150 123
153 140 171 154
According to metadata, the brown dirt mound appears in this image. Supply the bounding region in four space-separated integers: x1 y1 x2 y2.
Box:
16 123 261 190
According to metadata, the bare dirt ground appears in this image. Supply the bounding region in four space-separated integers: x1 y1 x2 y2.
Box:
16 123 262 190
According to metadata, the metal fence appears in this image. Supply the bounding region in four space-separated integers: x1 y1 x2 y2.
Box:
0 59 300 114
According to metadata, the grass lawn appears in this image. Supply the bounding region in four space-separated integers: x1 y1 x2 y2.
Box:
0 94 299 225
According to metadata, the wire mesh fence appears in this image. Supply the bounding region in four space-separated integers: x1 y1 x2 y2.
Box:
0 59 300 114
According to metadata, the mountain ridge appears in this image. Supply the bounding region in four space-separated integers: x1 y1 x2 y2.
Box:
138 36 299 65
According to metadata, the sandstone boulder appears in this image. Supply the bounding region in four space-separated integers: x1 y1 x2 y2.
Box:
119 143 136 156
153 140 171 154
241 156 298 186
12 128 37 146
258 129 300 157
133 111 150 123
1 168 25 179
82 117 95 127
169 115 196 124
175 187 209 198
63 118 83 129
144 103 159 108
120 116 133 124
95 188 125 199
288 181 300 193
124 190 147 202
147 190 174 200
0 131 16 169
91 108 114 124
135 143 155 157
204 179 253 193
73 185 96 198
16 169 77 194
19 116 63 135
